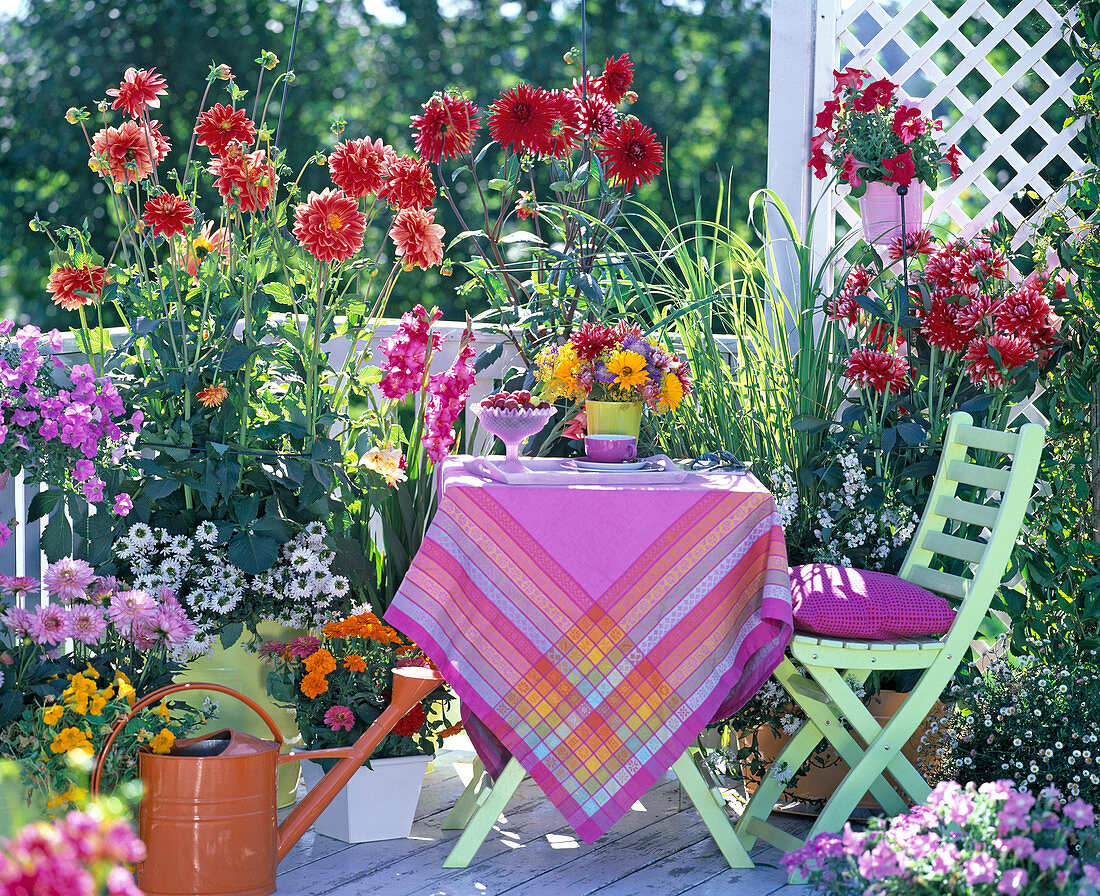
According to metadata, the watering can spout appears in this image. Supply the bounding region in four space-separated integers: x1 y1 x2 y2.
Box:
275 666 443 861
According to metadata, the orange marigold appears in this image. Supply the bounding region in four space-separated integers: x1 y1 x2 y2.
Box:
343 654 366 673
299 671 329 700
304 647 337 675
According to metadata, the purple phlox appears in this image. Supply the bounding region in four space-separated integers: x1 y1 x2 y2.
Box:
999 834 1036 859
998 789 1037 834
856 840 905 881
1064 798 1096 829
929 843 960 875
964 851 998 885
996 868 1029 895
1032 847 1069 872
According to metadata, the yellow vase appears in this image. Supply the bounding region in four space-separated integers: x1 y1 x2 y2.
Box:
177 621 304 808
585 400 643 439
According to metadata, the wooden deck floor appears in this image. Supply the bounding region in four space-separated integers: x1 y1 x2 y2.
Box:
275 739 815 896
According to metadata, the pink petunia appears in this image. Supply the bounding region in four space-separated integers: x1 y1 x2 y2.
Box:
111 493 133 517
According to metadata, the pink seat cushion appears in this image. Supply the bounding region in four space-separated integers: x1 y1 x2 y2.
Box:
790 564 956 640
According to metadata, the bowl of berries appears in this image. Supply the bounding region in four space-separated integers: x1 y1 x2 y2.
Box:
473 391 556 473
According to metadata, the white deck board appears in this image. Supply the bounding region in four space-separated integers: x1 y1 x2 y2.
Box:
275 742 816 896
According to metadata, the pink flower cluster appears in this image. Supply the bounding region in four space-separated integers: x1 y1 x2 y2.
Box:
422 327 476 463
377 305 444 399
0 807 146 896
0 559 196 649
0 323 139 544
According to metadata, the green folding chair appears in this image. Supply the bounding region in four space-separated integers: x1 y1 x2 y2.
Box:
735 411 1046 855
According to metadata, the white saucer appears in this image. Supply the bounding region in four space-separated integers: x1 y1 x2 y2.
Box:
573 459 649 472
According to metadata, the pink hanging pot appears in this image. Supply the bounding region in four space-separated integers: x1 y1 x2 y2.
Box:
858 180 925 245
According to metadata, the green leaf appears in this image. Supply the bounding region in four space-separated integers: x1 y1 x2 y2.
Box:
357 366 384 386
27 490 63 522
40 512 73 562
227 530 280 573
897 422 927 445
251 516 293 543
144 478 181 501
473 342 504 374
219 622 244 650
791 415 830 433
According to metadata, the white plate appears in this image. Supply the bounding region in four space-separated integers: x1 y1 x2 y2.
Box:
573 459 649 472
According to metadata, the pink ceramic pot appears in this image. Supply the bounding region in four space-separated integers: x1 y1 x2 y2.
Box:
858 180 925 246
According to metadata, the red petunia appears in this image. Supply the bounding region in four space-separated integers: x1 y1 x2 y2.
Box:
815 98 841 133
329 137 396 199
547 90 582 158
852 77 897 113
193 104 257 157
393 702 426 737
921 297 971 353
411 91 481 165
946 144 962 179
882 149 916 186
142 193 195 240
379 155 436 210
389 206 445 270
293 188 367 263
833 67 867 94
208 148 276 213
844 347 910 394
886 228 936 263
106 67 168 119
488 83 558 156
841 153 863 188
574 90 617 138
571 322 620 360
47 264 106 312
963 334 1037 388
892 105 927 144
91 120 156 185
595 117 664 192
594 53 634 104
996 286 1054 341
809 145 829 179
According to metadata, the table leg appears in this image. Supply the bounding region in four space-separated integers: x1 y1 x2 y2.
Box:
671 750 754 869
442 758 526 868
442 757 488 830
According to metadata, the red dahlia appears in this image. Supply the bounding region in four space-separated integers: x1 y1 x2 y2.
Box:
886 228 936 264
142 194 195 239
952 243 1007 294
91 120 156 185
106 67 168 119
389 207 445 270
293 188 367 263
921 297 971 353
995 286 1053 341
547 90 581 159
955 294 1000 336
194 104 257 157
47 264 106 311
963 334 1037 388
594 53 634 104
488 83 558 156
571 322 620 360
828 295 860 326
411 91 481 164
574 90 617 137
595 117 664 192
844 348 910 394
208 148 276 213
145 120 172 165
379 156 436 210
329 137 396 199
922 247 961 293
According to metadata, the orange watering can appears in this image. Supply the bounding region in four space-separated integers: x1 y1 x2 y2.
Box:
92 666 443 896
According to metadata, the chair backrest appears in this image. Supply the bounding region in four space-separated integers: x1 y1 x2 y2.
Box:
898 411 1045 654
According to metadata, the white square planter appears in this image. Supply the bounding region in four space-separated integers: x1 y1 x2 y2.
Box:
299 753 432 842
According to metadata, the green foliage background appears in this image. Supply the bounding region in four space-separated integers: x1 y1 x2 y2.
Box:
0 0 771 330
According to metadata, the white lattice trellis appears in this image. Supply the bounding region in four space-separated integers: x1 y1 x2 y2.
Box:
767 0 1086 256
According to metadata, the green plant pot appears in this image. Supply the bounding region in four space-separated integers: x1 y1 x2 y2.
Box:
585 400 643 439
176 622 304 808
0 759 44 839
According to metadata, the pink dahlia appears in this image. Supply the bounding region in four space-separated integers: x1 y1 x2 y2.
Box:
107 589 157 633
389 207 445 270
844 348 910 394
886 228 936 264
69 605 108 645
28 604 70 645
43 557 95 604
293 188 367 263
107 67 168 119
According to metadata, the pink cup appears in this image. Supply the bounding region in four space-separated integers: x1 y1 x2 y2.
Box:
584 434 637 463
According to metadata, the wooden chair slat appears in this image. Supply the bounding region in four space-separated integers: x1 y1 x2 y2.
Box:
947 459 1012 491
905 565 970 599
920 530 987 565
935 494 999 529
955 423 1021 455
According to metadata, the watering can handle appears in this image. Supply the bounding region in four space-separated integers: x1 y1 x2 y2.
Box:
91 681 285 797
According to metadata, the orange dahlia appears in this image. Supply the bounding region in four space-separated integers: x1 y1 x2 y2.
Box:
142 193 194 239
194 103 257 157
595 117 664 192
196 383 229 408
292 188 367 263
488 83 557 156
412 91 481 164
329 137 395 198
209 148 276 213
106 67 168 119
379 156 436 210
47 264 106 311
90 120 157 185
389 207 445 270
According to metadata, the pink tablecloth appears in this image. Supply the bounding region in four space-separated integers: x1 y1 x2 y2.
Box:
385 456 792 843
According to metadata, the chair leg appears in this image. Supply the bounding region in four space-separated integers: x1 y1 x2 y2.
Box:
671 750 754 868
442 757 488 831
443 758 526 868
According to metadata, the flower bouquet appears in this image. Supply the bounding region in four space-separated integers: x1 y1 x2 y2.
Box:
265 611 451 763
533 321 691 439
785 780 1100 896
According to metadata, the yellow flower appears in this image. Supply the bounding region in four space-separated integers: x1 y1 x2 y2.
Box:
114 672 136 707
536 344 584 402
360 445 407 486
659 372 684 413
83 664 100 680
42 705 64 726
148 729 176 755
46 784 88 809
154 701 170 721
87 692 109 716
605 350 649 392
50 727 93 755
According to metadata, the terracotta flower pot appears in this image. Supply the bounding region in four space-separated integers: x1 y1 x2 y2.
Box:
739 689 942 814
585 399 643 440
858 180 925 246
